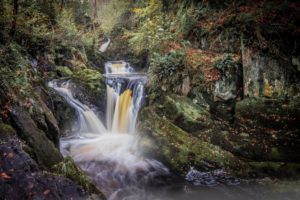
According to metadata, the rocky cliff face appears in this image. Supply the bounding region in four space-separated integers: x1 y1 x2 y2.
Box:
131 0 300 179
242 47 299 98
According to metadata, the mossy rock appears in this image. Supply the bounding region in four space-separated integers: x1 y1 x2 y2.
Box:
10 106 63 169
52 157 106 199
155 95 213 134
73 68 105 93
56 66 73 77
137 107 244 175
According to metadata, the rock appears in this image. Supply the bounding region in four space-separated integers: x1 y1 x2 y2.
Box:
29 89 61 147
137 107 244 174
202 97 299 162
155 95 213 134
9 106 63 169
242 47 300 98
43 86 76 136
0 123 17 142
181 76 191 96
0 140 92 200
52 157 106 199
198 31 241 54
69 70 106 121
233 98 300 162
214 54 243 101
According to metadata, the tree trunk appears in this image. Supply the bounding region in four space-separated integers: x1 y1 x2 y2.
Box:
10 0 19 37
94 0 97 20
60 0 65 10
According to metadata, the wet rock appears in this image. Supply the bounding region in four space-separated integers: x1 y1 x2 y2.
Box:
69 73 106 121
28 89 61 147
137 107 244 174
9 106 63 169
52 157 106 199
0 140 90 200
185 168 240 186
41 86 76 137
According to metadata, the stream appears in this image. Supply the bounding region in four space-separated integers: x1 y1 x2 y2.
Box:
49 61 300 200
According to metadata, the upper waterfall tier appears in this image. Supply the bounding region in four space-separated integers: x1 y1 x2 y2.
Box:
105 61 146 134
105 61 134 74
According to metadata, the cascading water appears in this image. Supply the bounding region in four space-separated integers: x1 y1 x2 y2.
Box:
48 80 106 135
105 61 146 133
49 62 170 200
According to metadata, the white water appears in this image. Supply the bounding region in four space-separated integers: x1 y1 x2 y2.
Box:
105 61 146 133
48 80 106 134
99 38 111 53
49 62 169 200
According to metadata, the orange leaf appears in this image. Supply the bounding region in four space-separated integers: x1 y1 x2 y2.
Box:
0 172 12 180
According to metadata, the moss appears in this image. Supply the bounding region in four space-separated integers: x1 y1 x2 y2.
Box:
73 68 105 93
0 123 17 142
52 157 106 199
138 107 244 174
56 66 73 77
155 95 212 133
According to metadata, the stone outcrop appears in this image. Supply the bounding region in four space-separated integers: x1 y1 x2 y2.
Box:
10 106 63 169
138 107 244 174
242 47 300 98
0 140 91 200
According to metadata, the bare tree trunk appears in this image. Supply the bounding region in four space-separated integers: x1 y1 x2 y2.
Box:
94 0 98 20
60 0 65 10
92 0 98 47
10 0 19 37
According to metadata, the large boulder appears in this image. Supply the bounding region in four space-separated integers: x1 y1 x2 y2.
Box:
154 95 213 134
0 140 92 200
42 86 76 136
137 107 244 174
28 89 61 147
10 106 63 169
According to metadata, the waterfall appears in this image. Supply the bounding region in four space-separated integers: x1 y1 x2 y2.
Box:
50 62 169 200
105 61 146 133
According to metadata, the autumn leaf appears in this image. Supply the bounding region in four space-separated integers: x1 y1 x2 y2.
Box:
43 189 50 195
0 172 12 180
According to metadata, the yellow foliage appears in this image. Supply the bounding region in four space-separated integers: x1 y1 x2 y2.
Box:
96 0 130 34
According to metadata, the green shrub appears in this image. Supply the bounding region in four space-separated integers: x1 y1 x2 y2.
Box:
148 49 185 94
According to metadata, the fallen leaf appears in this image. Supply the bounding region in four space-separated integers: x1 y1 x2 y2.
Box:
0 172 12 180
43 189 50 195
